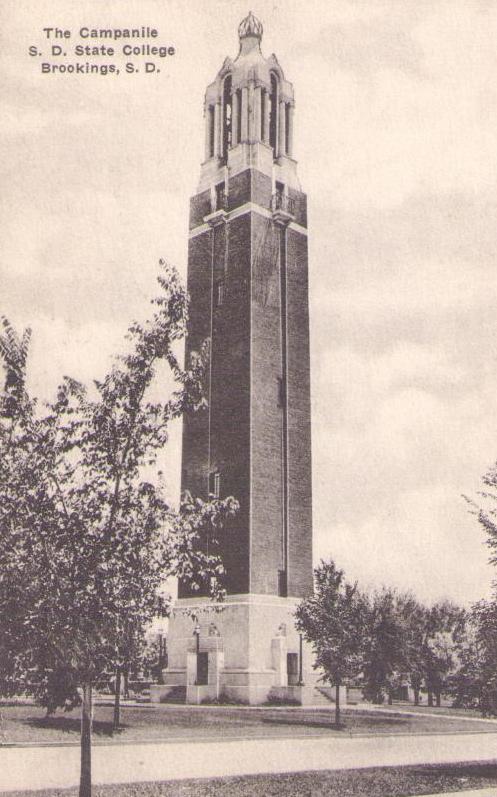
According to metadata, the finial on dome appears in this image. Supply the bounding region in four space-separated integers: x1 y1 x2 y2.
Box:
238 11 263 41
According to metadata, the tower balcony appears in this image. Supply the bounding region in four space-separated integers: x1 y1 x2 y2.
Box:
271 191 295 226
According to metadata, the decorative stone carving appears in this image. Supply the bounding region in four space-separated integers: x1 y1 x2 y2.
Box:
238 11 263 41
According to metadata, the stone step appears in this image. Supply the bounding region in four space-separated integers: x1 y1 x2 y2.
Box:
313 687 336 705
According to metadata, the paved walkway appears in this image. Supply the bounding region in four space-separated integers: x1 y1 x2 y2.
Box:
347 703 497 726
1 730 497 792
411 791 497 797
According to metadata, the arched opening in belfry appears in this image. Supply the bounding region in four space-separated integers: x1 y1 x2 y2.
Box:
222 74 232 161
269 73 278 156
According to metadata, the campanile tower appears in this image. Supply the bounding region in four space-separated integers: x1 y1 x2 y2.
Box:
160 12 315 705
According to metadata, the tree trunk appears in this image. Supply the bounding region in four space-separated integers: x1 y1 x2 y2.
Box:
335 683 341 728
79 681 92 797
427 690 433 707
388 690 393 705
158 639 165 685
436 691 441 708
123 666 129 699
113 667 121 732
414 689 420 706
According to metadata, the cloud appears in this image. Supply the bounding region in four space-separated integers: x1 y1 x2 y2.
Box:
315 484 490 605
298 10 425 78
294 2 497 209
309 194 497 606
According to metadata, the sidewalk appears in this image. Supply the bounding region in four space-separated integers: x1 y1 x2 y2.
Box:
410 791 497 797
347 702 497 726
1 730 497 792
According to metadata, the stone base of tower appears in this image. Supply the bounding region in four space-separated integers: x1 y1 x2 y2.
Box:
151 594 326 706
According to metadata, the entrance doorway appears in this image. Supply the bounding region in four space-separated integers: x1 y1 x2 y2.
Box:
196 652 209 685
287 652 299 686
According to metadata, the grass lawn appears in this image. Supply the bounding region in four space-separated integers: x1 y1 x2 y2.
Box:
4 761 497 797
0 701 496 745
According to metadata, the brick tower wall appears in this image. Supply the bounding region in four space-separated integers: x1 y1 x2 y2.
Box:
286 226 313 597
210 214 251 594
180 168 312 599
250 208 285 595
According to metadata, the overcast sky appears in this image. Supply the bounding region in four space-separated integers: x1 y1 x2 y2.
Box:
1 0 496 605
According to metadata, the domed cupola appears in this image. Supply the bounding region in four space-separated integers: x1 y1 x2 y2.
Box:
238 11 263 41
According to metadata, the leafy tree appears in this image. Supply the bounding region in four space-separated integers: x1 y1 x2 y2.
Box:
471 462 497 573
401 598 427 706
0 262 237 796
420 600 464 707
140 634 166 682
450 600 497 715
391 592 430 706
295 560 367 726
362 589 463 708
362 588 413 705
472 599 497 717
409 668 424 707
0 316 31 420
460 462 497 714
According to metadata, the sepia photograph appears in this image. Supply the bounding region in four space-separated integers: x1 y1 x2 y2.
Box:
1 1 497 795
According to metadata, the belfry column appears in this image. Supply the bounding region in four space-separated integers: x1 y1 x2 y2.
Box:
278 99 286 157
214 101 222 157
254 85 262 142
241 86 249 141
263 89 270 143
232 91 239 146
287 105 294 157
248 82 255 139
204 106 211 160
